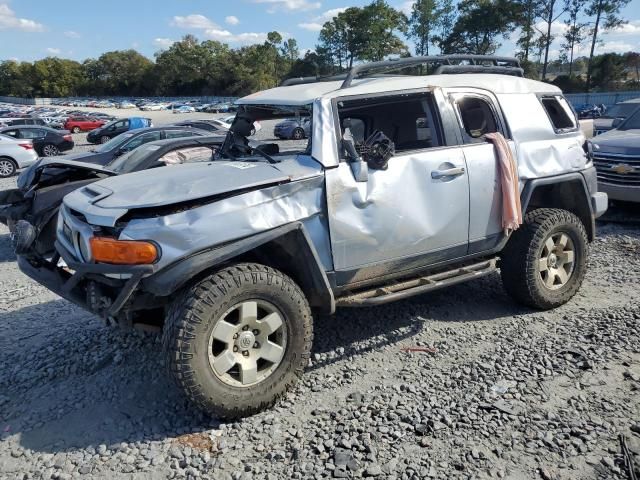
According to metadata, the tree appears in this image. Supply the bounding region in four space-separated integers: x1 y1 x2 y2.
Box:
584 0 631 91
590 52 626 90
538 0 566 80
440 0 519 55
561 0 588 76
433 0 456 51
514 0 543 62
409 0 439 56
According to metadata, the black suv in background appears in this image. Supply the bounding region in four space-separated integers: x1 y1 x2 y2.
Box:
86 117 153 144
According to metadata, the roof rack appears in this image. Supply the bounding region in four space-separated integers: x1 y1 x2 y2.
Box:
279 55 523 89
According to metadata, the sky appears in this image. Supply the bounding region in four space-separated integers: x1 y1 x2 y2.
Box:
0 0 638 63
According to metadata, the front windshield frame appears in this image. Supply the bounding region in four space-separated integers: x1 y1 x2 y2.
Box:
94 132 134 153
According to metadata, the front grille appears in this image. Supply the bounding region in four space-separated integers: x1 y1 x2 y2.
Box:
593 152 640 186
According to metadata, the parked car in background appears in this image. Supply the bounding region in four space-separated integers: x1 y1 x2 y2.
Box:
86 117 153 144
1 118 47 127
171 119 230 134
274 116 311 139
140 104 166 111
47 126 210 166
591 108 640 203
204 103 236 113
593 98 640 136
0 134 38 177
0 126 74 157
117 101 136 109
173 105 196 114
0 135 226 258
63 117 105 133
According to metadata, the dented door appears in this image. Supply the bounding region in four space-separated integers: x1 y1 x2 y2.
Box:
326 147 470 274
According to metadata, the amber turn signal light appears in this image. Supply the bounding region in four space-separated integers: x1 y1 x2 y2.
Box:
90 237 158 265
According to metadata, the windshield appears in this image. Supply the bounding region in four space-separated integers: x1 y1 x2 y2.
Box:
605 103 639 119
218 104 312 161
619 109 640 130
93 132 133 153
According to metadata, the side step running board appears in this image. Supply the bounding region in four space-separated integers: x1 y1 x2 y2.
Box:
335 258 498 307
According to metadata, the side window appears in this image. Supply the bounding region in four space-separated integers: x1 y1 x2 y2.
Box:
540 95 577 132
337 92 442 155
121 132 162 152
19 129 42 139
114 120 127 129
456 97 499 142
165 130 198 139
3 129 19 138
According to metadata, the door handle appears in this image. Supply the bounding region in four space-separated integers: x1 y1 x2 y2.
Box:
431 167 465 179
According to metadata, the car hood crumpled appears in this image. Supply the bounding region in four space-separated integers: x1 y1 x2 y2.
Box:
87 161 295 210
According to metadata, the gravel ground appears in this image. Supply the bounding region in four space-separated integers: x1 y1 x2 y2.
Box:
0 113 639 479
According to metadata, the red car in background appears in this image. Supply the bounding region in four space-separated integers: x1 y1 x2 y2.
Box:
63 117 105 133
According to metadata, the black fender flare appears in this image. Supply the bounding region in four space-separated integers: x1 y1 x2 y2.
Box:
141 221 335 313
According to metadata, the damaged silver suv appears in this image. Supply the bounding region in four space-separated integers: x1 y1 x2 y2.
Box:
17 56 608 417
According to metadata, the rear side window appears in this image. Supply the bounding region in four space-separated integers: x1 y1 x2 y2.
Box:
165 130 199 139
456 96 499 142
540 95 577 132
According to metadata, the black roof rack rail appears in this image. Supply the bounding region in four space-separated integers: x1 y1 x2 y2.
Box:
340 54 522 89
278 55 523 89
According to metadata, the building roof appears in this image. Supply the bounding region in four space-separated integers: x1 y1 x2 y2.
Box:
237 74 561 106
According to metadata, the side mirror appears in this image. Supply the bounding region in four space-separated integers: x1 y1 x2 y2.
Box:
342 129 368 183
612 118 623 129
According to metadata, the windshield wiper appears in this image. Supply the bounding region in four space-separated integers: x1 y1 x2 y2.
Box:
251 146 278 164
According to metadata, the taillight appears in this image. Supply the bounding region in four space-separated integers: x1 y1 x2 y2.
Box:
18 143 34 150
63 135 72 141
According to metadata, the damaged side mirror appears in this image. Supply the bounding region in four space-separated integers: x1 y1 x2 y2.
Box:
342 129 368 183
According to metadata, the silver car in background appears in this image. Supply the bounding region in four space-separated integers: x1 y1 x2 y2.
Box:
591 108 640 203
0 133 38 178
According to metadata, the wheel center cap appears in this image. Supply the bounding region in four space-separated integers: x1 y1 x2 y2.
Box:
548 253 558 268
237 332 255 350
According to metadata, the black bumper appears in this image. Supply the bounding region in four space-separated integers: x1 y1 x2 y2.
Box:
18 240 156 318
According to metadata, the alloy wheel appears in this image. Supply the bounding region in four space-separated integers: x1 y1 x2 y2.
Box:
0 159 15 177
537 232 575 290
207 300 287 387
42 144 59 157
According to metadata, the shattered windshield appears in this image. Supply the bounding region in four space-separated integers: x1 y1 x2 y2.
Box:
218 104 312 162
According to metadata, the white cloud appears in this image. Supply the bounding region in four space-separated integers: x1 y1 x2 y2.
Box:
45 47 61 55
225 15 240 25
253 0 321 14
298 7 347 31
171 14 217 30
64 30 80 38
153 37 175 49
534 20 568 38
298 22 323 31
604 19 640 36
0 3 44 32
171 13 270 44
399 1 414 15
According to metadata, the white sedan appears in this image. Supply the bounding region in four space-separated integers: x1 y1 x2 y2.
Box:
0 134 38 177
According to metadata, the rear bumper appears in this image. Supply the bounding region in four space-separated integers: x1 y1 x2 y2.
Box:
598 182 640 203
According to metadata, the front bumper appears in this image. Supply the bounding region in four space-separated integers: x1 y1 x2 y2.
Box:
598 182 640 203
18 240 156 319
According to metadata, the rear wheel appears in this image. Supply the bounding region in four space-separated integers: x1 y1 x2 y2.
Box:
500 208 588 310
292 128 305 140
41 144 59 157
162 263 313 418
72 127 81 134
0 157 16 177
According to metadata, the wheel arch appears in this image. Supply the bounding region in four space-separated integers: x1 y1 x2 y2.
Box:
142 221 335 313
520 173 595 242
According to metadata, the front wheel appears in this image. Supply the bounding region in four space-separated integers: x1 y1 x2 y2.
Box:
292 128 305 140
500 208 588 310
100 135 110 144
162 263 313 418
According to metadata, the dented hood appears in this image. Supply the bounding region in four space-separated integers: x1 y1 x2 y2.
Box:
86 161 293 210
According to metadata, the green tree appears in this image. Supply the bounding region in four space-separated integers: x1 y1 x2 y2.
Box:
590 52 626 90
514 0 543 62
441 0 519 55
409 0 440 56
538 0 566 79
561 0 588 76
584 0 631 91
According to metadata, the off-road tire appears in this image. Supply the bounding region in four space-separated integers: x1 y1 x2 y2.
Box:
162 263 313 418
500 208 588 310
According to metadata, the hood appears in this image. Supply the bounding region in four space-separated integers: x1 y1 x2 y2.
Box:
53 150 111 164
591 129 640 153
83 160 296 210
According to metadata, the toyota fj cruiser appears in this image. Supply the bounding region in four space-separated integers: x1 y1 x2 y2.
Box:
16 56 608 417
